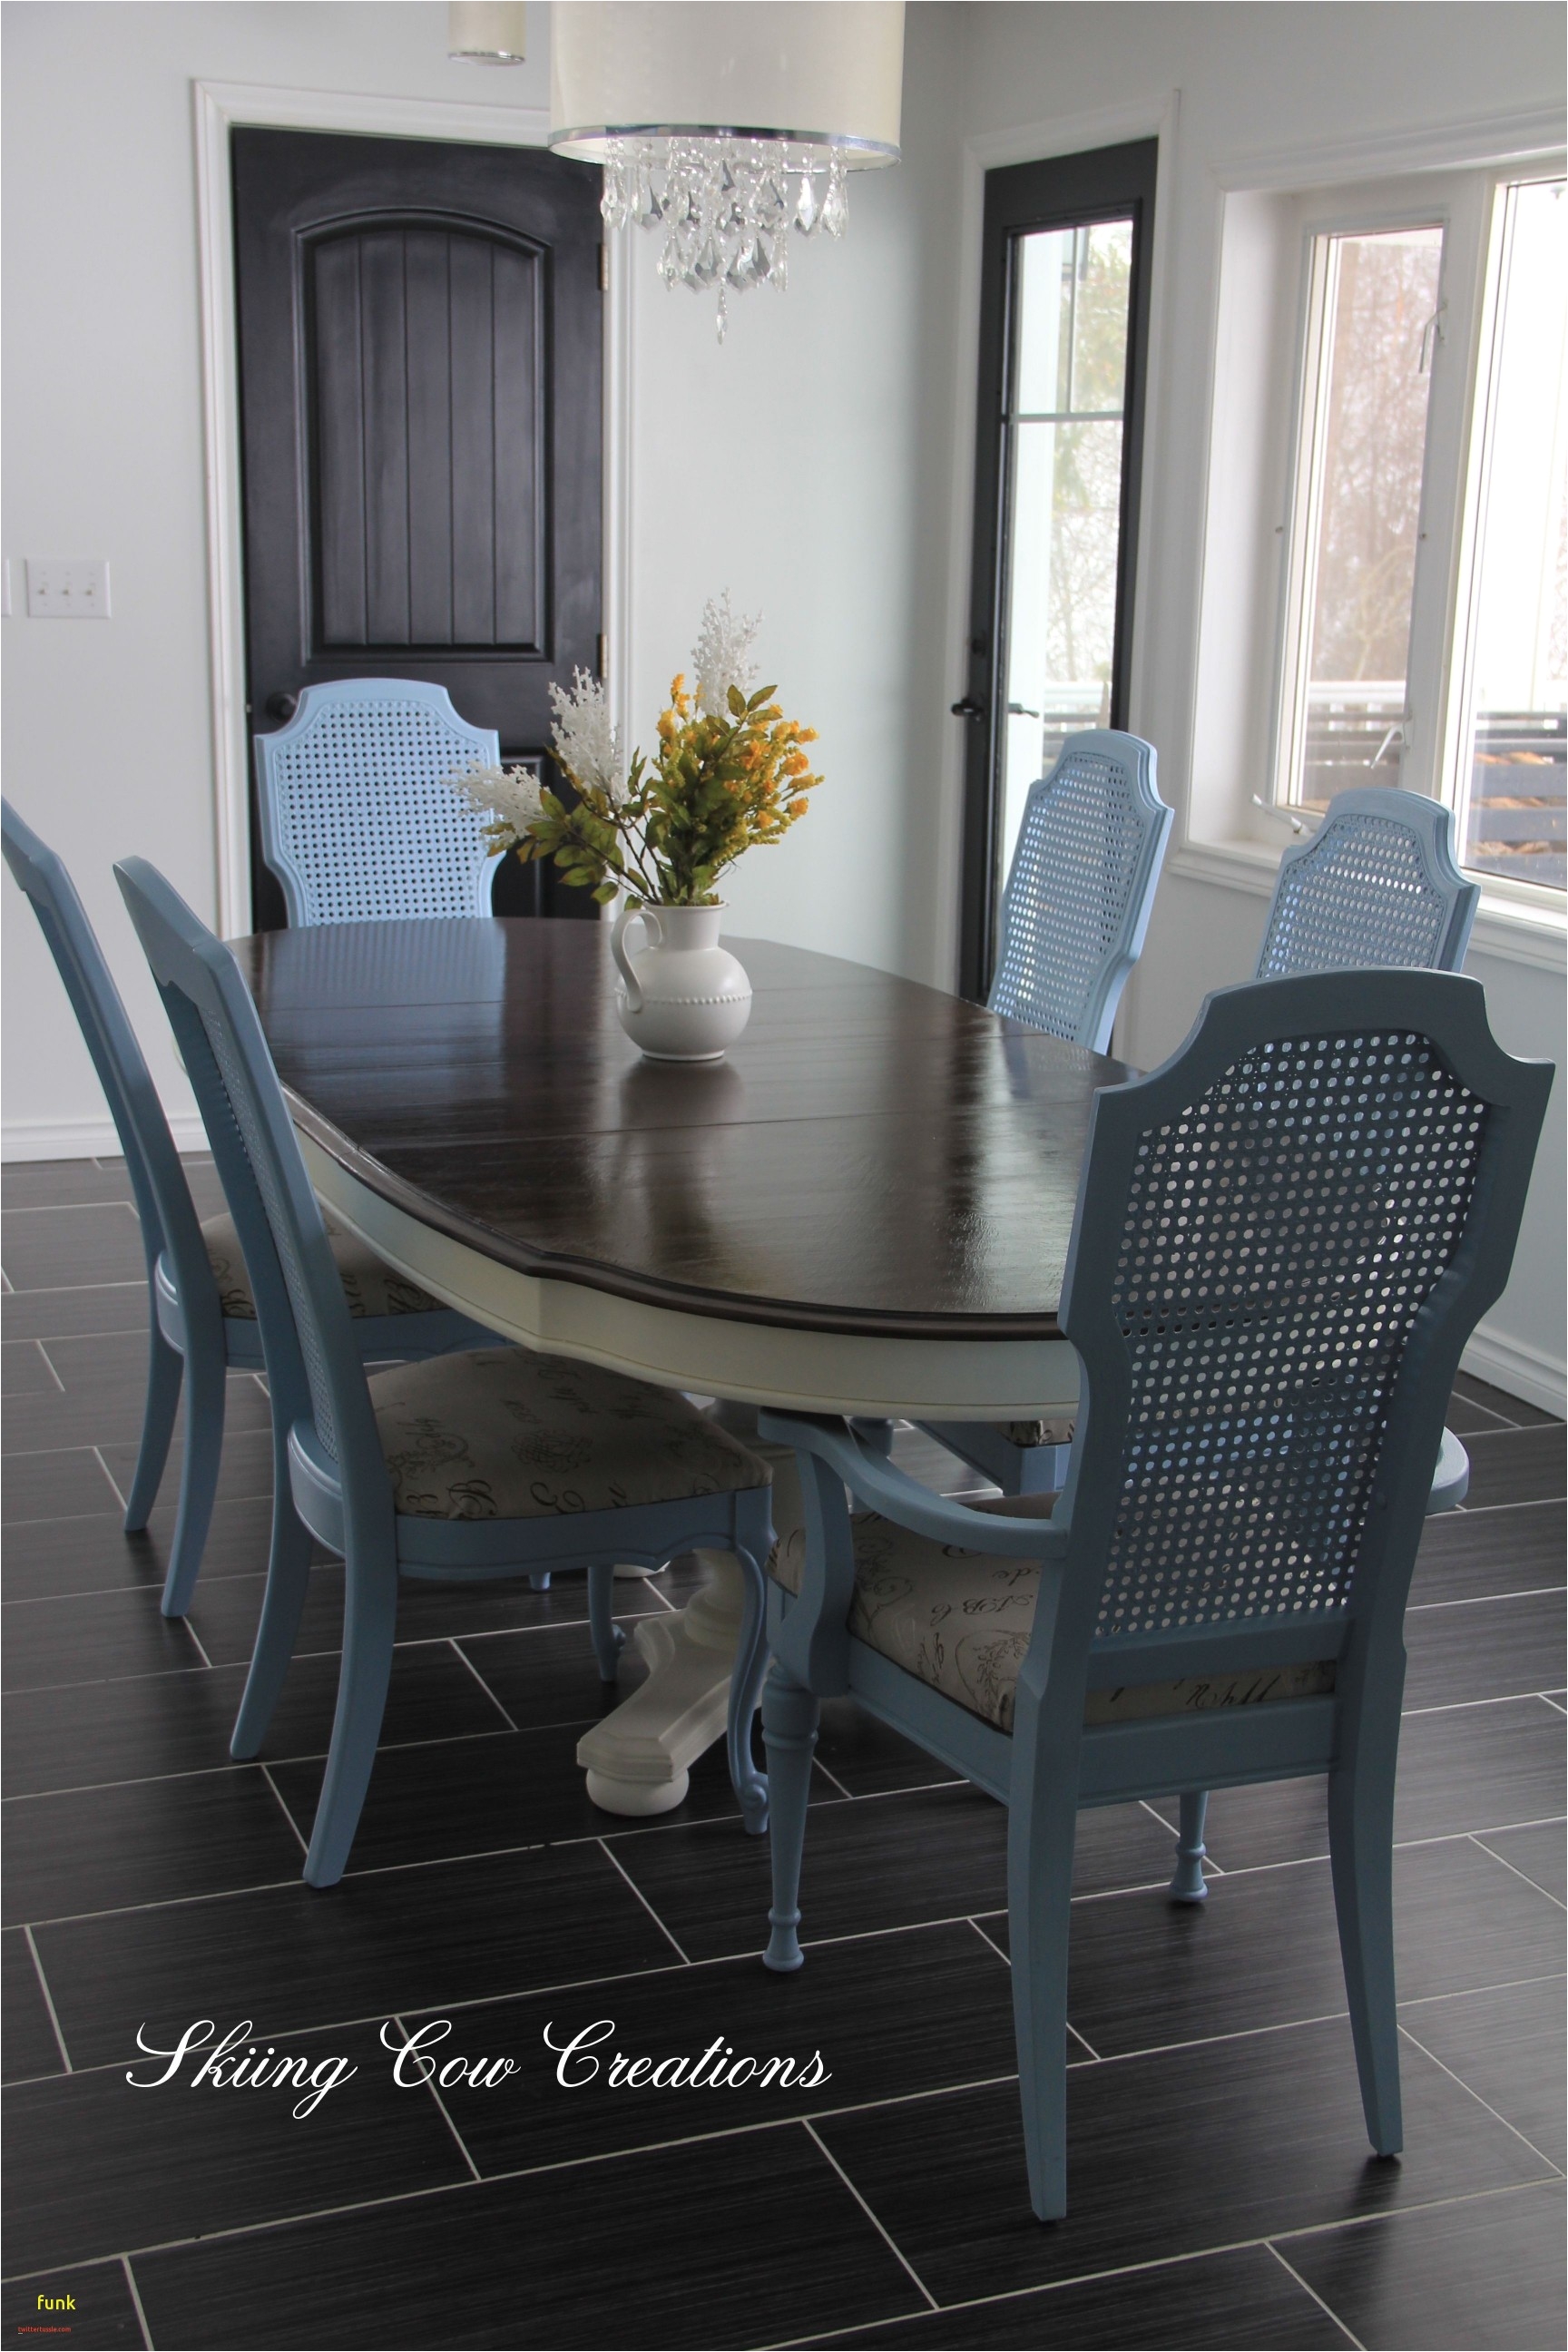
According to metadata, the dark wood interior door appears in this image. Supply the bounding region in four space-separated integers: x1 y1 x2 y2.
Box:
231 127 603 927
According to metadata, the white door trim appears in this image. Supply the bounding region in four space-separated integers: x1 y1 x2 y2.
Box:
192 78 632 936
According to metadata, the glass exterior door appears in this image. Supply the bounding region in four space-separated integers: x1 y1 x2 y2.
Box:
957 143 1156 1003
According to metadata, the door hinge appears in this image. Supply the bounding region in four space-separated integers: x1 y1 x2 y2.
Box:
597 632 608 678
598 243 610 292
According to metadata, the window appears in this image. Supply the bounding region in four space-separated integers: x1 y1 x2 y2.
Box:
1269 165 1566 899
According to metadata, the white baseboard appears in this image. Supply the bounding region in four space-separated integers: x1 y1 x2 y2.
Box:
2 1114 211 1162
1462 1319 1566 1420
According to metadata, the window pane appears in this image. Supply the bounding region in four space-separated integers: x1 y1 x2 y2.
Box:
1285 226 1443 811
1455 179 1568 892
1001 220 1132 877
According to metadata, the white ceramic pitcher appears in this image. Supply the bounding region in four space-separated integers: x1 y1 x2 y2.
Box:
610 901 753 1062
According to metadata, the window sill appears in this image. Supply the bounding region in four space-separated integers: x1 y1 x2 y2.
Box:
1167 838 1567 975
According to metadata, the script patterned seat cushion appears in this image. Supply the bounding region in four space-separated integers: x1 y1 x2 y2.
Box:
769 1498 1333 1734
203 1210 442 1320
369 1348 771 1521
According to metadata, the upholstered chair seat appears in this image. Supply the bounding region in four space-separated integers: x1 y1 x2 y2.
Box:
201 1210 444 1321
370 1348 770 1522
769 1494 1333 1735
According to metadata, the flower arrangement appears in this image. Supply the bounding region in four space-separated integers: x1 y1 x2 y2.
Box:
448 595 821 907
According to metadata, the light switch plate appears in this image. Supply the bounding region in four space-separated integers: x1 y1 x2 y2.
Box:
26 559 111 619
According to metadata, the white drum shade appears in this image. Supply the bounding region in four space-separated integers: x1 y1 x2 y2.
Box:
550 2 904 163
448 2 527 62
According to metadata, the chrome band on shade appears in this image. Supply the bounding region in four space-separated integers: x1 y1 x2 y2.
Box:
550 125 899 165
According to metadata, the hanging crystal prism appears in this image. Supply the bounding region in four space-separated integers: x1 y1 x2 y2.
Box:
596 136 853 334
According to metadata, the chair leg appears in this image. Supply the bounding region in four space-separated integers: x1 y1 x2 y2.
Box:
159 1327 226 1619
587 1563 625 1683
727 1552 770 1836
530 1572 553 1592
1328 1754 1403 2157
1169 1791 1210 1903
122 1327 182 1533
1007 1775 1079 2220
230 1481 315 1759
761 1663 818 1970
303 1533 399 1890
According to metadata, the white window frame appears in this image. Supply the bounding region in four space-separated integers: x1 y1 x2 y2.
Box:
1264 160 1564 906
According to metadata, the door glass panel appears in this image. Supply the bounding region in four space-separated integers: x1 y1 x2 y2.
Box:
1453 177 1568 891
1281 225 1443 811
999 220 1133 884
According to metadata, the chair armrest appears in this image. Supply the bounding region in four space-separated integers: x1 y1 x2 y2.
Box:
1426 1426 1469 1514
758 1411 1068 1558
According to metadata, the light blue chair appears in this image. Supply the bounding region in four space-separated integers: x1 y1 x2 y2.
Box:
115 858 775 1888
254 679 501 926
988 729 1172 1051
1257 786 1479 979
925 730 1171 1499
1 803 495 1618
758 969 1550 2220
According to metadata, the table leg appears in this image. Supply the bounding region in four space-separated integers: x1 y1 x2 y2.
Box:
576 1413 803 1818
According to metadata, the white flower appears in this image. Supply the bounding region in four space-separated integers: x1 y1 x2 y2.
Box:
446 760 544 839
692 591 761 718
548 668 623 799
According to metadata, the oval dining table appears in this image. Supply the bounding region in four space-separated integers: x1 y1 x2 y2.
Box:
234 915 1125 1818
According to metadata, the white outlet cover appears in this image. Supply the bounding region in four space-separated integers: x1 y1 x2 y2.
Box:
26 559 111 619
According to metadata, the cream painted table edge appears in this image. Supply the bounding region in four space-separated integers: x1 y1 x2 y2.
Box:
299 1131 1082 1818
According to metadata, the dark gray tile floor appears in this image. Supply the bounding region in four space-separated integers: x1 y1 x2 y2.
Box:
3 1160 1564 2350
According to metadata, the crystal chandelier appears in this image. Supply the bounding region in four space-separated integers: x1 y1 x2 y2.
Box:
550 3 905 340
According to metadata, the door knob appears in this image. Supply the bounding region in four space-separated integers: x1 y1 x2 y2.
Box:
950 697 986 721
266 691 299 722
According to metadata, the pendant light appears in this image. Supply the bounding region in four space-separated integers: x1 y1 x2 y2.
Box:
549 2 904 338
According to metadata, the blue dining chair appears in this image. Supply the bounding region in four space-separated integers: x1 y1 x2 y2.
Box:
757 968 1550 2220
2 803 495 1618
115 857 776 1887
254 679 501 926
923 730 1171 1499
1257 786 1479 979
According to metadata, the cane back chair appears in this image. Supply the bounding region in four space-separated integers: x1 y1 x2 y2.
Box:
1257 787 1478 981
759 969 1550 2219
115 858 774 1887
254 678 501 926
2 802 493 1616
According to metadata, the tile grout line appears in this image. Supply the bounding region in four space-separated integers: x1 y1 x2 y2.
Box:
800 2117 941 2312
32 1339 66 1394
446 1636 522 1731
1262 2242 1366 2349
181 1619 216 1671
1540 1692 1567 1716
120 2253 154 2352
595 1836 691 1965
1396 2021 1567 2179
809 1755 858 1801
1465 1829 1567 1910
259 1764 310 1860
22 1924 74 2073
91 1444 129 1514
1406 1584 1568 1613
390 2012 483 2183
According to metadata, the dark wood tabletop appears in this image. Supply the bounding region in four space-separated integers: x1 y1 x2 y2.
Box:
236 917 1129 1342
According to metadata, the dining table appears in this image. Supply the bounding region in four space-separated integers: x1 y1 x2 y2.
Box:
234 914 1127 1818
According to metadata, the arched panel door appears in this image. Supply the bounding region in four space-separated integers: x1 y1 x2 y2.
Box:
232 128 603 928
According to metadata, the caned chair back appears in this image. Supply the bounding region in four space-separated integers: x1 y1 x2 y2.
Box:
1054 971 1548 1685
2 803 215 1328
988 730 1171 1054
1255 789 1478 980
254 679 501 926
114 859 382 1488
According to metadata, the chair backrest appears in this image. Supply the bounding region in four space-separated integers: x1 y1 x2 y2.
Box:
115 858 384 1501
2 802 216 1321
1255 788 1479 980
1054 970 1550 1676
254 679 502 926
987 730 1172 1054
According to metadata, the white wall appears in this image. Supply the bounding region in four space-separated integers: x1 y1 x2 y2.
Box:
4 1 1562 1404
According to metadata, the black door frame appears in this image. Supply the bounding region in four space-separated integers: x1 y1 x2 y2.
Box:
956 139 1159 1004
